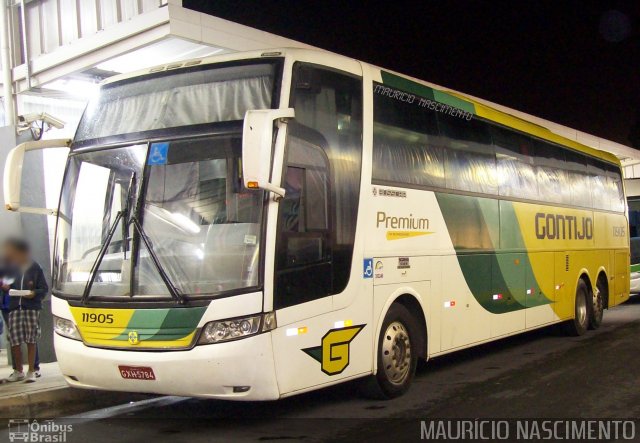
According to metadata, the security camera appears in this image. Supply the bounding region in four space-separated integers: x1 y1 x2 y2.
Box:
18 112 65 129
16 112 66 140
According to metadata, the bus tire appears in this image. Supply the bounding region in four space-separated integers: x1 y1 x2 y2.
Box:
564 279 590 336
589 276 606 330
364 303 419 399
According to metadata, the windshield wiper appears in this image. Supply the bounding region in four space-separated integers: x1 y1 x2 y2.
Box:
130 216 184 304
82 172 137 303
81 172 185 305
122 172 136 260
81 210 125 303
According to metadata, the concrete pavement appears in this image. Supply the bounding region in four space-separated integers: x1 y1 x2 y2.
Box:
0 360 150 421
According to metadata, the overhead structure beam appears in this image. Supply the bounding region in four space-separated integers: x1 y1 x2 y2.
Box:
0 0 14 125
10 6 171 93
7 3 315 95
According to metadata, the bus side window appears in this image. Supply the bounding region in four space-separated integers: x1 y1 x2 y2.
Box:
274 63 362 309
490 126 538 201
275 126 333 308
534 141 570 205
437 112 497 195
279 137 330 266
565 150 592 208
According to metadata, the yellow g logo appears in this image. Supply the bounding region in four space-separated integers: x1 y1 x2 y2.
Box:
303 325 365 375
128 331 139 345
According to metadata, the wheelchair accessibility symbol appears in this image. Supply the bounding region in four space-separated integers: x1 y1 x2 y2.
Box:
148 142 169 165
363 258 373 279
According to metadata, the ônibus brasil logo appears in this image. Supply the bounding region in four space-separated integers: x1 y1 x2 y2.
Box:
8 419 72 442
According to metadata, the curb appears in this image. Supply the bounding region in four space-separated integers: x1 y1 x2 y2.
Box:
0 385 151 420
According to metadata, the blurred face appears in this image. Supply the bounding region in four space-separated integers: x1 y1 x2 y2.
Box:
4 245 28 267
3 245 15 265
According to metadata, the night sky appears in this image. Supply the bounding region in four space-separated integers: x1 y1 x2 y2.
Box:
184 0 639 149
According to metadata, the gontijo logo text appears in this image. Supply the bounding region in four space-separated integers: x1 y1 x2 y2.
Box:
535 212 593 240
376 211 433 240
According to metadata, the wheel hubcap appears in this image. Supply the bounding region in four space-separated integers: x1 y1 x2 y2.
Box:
381 321 411 385
577 291 588 326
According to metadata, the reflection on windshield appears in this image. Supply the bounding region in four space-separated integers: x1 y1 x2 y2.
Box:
140 136 263 295
55 146 146 297
54 136 264 299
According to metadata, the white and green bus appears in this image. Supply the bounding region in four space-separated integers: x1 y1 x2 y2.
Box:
4 48 629 400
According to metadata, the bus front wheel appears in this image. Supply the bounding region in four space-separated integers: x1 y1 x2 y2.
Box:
564 279 590 336
365 304 419 399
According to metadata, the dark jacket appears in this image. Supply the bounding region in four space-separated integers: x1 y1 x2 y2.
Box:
0 261 10 312
6 262 48 311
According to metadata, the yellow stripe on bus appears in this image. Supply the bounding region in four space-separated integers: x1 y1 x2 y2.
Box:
70 307 136 341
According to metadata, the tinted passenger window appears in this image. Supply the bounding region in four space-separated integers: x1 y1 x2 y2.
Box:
369 82 625 213
491 126 538 200
534 142 569 205
278 136 330 267
372 84 444 188
438 113 497 194
587 159 610 210
606 164 625 212
565 150 592 208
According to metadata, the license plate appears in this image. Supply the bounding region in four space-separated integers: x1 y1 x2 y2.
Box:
118 365 156 380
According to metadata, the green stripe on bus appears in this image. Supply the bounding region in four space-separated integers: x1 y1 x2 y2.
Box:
435 193 552 313
112 307 206 342
112 309 168 341
148 306 207 341
432 89 476 115
380 71 476 114
458 254 526 313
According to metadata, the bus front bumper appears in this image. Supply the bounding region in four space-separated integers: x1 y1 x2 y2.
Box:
54 332 280 400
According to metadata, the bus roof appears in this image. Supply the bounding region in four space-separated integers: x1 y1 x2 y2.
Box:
100 48 621 168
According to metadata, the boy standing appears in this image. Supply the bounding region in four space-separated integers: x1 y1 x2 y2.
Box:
1 239 48 383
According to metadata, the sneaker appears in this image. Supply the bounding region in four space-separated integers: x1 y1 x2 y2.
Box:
7 370 25 382
35 370 41 378
24 371 36 383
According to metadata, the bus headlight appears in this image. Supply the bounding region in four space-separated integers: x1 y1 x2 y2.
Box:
198 312 277 344
53 315 82 341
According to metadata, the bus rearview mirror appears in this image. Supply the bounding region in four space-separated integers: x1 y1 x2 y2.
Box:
242 108 295 198
3 138 71 215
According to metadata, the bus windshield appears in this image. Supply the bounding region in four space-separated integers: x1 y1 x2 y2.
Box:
54 135 264 299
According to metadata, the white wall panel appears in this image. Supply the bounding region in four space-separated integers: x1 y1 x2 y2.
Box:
41 0 61 54
79 0 99 37
26 2 42 56
59 0 79 45
99 0 120 29
141 0 161 13
120 0 139 22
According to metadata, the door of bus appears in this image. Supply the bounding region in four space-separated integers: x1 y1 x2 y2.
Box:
270 56 369 395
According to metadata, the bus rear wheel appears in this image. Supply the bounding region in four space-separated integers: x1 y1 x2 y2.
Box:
588 277 606 330
365 304 419 399
564 279 590 336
